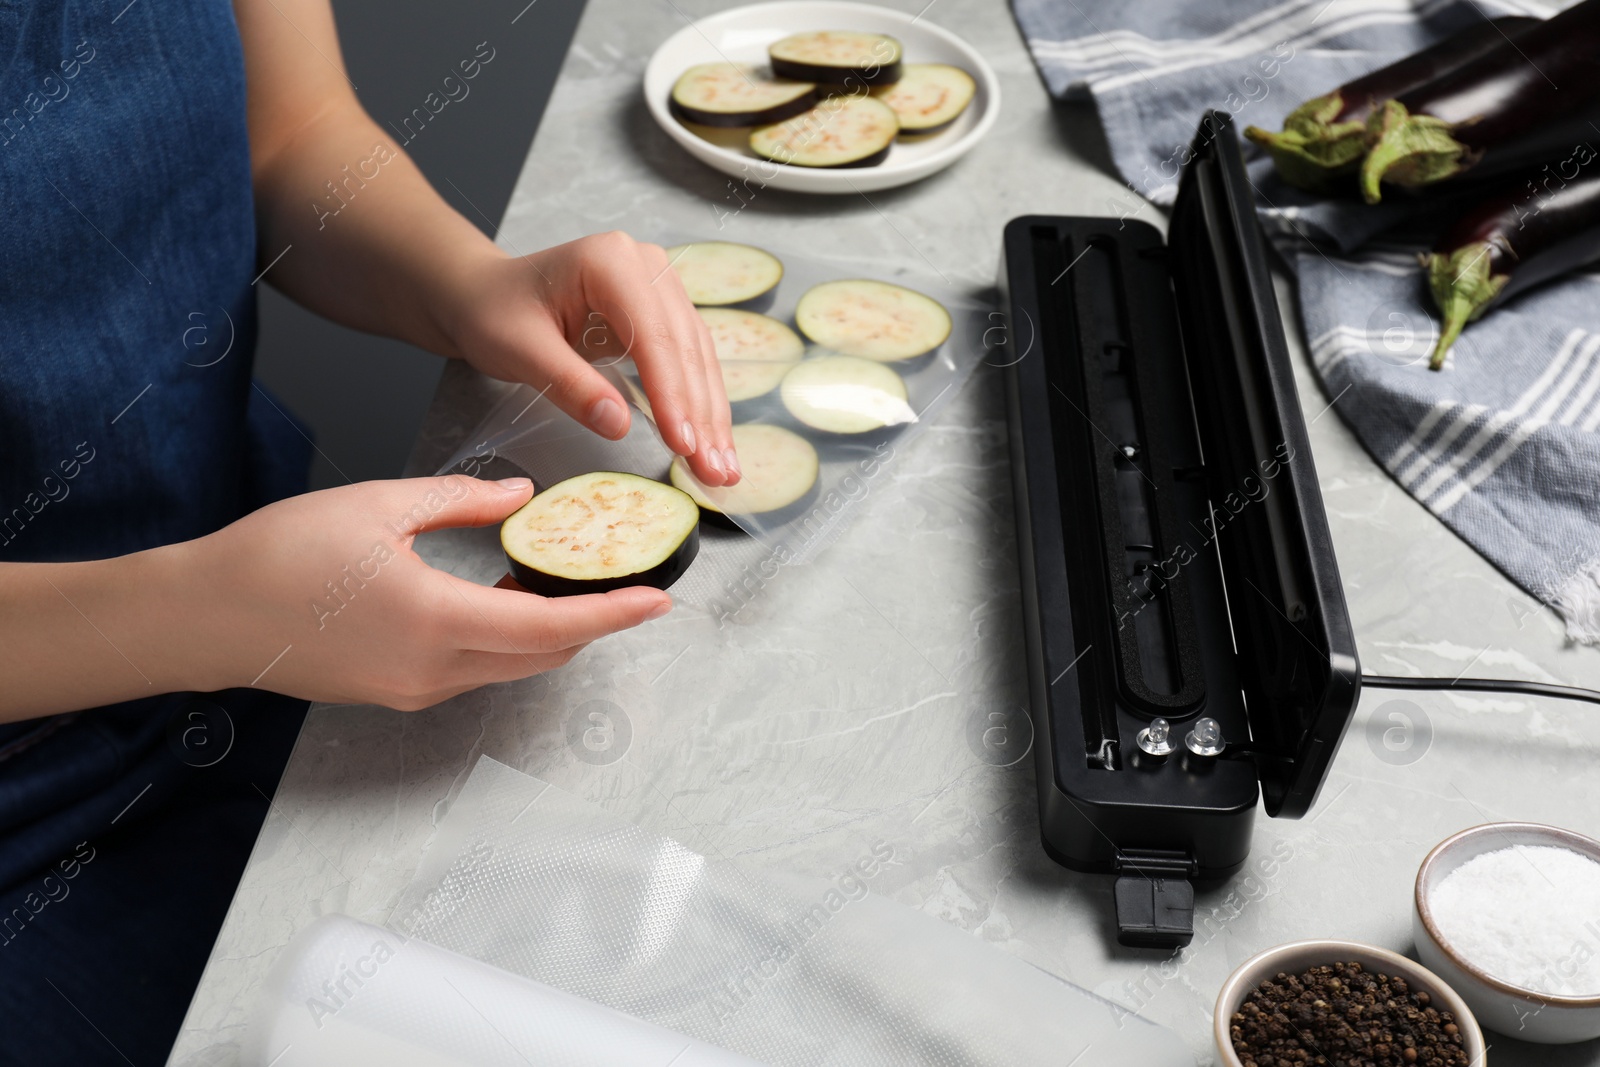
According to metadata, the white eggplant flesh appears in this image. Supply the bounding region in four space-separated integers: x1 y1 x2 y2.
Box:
501 472 699 596
700 307 805 402
793 278 952 361
780 354 913 434
666 241 784 306
669 424 819 524
768 30 903 86
872 64 976 135
749 96 899 168
669 63 817 127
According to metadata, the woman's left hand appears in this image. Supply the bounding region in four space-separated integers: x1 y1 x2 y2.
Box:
442 232 739 486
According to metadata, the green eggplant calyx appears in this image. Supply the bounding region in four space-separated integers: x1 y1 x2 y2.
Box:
1426 242 1509 369
1243 92 1369 192
1283 91 1347 131
1360 99 1468 204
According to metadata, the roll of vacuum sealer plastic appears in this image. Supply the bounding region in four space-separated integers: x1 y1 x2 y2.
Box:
240 915 767 1067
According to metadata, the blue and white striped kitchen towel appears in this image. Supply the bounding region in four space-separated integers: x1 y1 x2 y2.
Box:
1013 0 1600 644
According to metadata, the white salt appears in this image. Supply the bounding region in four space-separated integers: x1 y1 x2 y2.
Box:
1429 843 1600 997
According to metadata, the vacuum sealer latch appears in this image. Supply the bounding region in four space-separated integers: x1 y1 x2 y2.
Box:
1112 850 1198 949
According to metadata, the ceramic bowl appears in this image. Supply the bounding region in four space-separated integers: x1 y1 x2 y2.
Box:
1213 939 1488 1066
642 0 1000 194
1415 821 1600 1044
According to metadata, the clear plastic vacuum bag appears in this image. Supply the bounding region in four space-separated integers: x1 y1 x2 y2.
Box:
388 756 1195 1067
241 914 766 1067
434 236 996 609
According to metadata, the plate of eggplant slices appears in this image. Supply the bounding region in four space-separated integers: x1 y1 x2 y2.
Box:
643 0 1000 193
1245 3 1600 368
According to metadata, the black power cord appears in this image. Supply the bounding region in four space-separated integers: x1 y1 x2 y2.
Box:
1362 674 1600 708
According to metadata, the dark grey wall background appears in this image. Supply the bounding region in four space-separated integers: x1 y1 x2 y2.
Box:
254 0 588 489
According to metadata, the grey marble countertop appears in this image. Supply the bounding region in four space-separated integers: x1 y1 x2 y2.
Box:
170 0 1600 1064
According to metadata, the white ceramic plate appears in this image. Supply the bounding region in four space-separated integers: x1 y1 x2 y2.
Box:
643 1 1000 194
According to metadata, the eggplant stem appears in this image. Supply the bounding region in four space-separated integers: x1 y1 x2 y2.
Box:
1426 242 1508 369
1360 100 1469 204
1243 92 1369 192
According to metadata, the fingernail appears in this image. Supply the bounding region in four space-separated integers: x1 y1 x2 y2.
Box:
587 397 628 440
496 477 533 492
723 449 741 478
646 599 672 621
705 448 725 476
680 421 697 455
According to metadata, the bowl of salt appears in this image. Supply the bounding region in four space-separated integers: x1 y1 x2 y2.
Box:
1415 821 1600 1043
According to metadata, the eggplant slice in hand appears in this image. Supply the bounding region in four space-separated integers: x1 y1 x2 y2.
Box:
501 472 700 596
768 30 903 87
749 95 900 168
669 63 817 127
666 241 784 306
794 278 952 361
670 424 819 527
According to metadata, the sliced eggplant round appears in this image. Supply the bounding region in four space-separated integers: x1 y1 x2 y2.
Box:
700 307 804 402
668 63 817 128
871 64 976 136
749 95 899 169
793 279 952 361
669 424 819 526
666 241 784 306
780 354 912 434
768 30 903 87
500 471 699 597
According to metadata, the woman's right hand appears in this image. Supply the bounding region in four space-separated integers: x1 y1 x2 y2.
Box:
164 475 672 711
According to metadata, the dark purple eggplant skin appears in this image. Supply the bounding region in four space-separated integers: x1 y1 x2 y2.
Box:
827 142 892 169
505 524 700 596
1427 165 1600 367
1331 16 1540 126
1363 0 1600 201
1244 17 1539 190
1400 4 1600 133
668 90 818 130
769 58 902 88
1445 108 1600 187
749 136 893 169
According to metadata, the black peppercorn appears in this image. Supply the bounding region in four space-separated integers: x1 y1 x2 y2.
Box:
1230 961 1469 1067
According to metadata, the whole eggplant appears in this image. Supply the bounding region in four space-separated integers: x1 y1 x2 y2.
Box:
1244 17 1539 192
1362 0 1600 203
1427 163 1600 368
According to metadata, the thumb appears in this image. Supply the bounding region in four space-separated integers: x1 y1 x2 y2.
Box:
379 475 536 537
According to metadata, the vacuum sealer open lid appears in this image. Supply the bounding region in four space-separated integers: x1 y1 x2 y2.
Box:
1166 110 1360 818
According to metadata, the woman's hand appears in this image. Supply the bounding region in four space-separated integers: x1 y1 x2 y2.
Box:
159 475 670 713
441 233 740 487
1 475 675 721
235 1 733 483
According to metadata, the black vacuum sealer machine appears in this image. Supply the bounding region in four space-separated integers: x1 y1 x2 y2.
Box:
1000 111 1361 949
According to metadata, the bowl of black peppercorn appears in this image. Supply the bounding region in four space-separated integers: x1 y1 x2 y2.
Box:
1214 939 1487 1067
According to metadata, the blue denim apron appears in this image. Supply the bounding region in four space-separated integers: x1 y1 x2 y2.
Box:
1 1 312 1060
